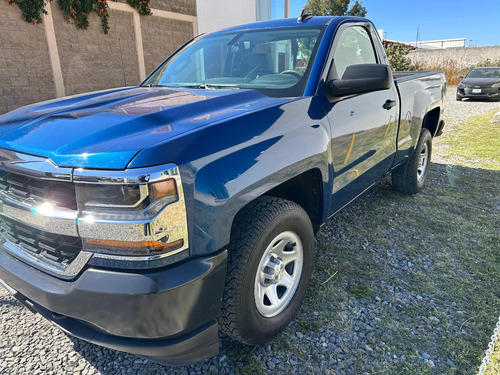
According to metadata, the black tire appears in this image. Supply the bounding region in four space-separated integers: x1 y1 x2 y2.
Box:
392 128 432 195
456 97 462 101
218 196 314 345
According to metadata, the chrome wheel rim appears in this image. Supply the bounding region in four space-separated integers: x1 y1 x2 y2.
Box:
254 231 303 318
417 143 429 182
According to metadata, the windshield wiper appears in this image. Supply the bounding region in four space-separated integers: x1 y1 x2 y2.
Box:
178 84 241 90
144 84 171 88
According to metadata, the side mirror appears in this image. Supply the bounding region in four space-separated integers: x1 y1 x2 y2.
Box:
459 75 464 79
327 64 393 98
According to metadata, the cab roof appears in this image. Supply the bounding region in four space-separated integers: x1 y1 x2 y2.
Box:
207 16 367 36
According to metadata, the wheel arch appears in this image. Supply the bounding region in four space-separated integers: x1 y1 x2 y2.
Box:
421 106 441 137
226 168 325 244
263 169 323 231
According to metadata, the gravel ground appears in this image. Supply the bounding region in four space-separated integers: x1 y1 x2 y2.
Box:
443 87 500 123
1 87 499 375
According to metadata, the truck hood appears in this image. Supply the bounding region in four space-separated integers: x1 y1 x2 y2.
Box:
0 87 287 169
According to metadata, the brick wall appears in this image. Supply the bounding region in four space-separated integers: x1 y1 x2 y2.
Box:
0 1 56 114
0 1 197 114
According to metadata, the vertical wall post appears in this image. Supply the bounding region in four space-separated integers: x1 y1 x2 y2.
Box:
133 11 146 81
42 3 66 98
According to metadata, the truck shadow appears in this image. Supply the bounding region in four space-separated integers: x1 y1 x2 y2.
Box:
67 162 499 374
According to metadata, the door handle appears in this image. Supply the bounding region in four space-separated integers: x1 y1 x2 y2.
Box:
383 100 397 110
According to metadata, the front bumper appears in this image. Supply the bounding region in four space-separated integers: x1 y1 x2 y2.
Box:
0 249 227 364
457 87 500 100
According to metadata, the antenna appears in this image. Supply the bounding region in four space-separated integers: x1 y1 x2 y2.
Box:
298 8 312 22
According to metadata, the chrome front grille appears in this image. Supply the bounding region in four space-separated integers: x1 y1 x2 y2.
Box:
0 169 77 210
0 217 82 267
0 148 91 278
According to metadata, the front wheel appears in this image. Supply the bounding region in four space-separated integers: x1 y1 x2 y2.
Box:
392 128 432 194
218 197 314 345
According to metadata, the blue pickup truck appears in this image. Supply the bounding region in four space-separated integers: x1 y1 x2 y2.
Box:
0 15 445 364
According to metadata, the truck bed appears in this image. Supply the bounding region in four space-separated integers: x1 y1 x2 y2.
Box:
392 70 444 82
392 70 446 168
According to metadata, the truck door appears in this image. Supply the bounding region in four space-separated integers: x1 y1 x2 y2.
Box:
324 24 399 214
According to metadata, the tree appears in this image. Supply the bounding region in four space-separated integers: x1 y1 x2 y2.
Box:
385 42 414 71
304 0 367 17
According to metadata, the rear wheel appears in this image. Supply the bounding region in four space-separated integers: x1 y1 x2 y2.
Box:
392 128 432 194
218 197 314 344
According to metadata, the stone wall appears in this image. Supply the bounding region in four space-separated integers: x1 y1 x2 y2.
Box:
141 16 194 74
0 1 197 114
409 46 500 69
52 9 140 96
0 2 55 114
151 0 196 15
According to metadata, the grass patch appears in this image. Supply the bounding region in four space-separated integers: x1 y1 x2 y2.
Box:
224 341 266 375
346 283 371 298
436 108 500 170
296 320 321 334
484 329 500 375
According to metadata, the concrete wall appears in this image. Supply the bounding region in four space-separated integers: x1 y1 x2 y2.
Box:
196 0 256 34
0 1 197 114
409 46 500 69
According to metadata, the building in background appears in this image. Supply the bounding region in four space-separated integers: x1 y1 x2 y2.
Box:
379 28 466 50
257 0 273 22
380 35 466 50
197 0 258 34
406 38 466 49
196 0 285 34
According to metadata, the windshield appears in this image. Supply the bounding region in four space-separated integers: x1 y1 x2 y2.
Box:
466 68 500 79
142 27 324 97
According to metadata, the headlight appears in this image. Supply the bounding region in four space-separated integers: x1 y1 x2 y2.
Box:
458 83 465 89
76 178 178 221
492 82 500 88
73 165 189 262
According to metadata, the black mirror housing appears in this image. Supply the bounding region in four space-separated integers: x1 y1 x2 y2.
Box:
327 64 393 98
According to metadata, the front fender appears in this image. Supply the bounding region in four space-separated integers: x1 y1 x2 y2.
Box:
131 97 331 256
190 100 331 255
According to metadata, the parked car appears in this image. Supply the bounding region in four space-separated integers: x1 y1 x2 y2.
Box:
456 67 500 101
0 14 446 364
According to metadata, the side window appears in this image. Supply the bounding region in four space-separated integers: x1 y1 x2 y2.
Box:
332 26 377 79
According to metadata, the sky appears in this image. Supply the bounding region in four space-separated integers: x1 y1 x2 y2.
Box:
272 0 500 46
